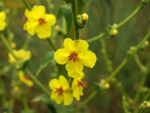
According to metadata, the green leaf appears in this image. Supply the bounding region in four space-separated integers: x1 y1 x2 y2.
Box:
32 94 56 113
36 51 54 77
77 0 92 14
56 6 72 37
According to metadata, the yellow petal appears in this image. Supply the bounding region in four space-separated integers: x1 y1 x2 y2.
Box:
72 87 80 101
54 49 70 64
64 38 75 52
78 50 97 68
59 75 68 87
51 91 63 104
66 60 84 78
49 79 60 90
0 22 6 31
74 39 89 53
24 80 33 87
36 24 51 39
63 92 73 105
45 14 56 26
0 12 6 21
31 5 46 19
26 20 38 35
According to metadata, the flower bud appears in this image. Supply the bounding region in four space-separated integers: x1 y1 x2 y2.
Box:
82 13 88 22
112 29 118 36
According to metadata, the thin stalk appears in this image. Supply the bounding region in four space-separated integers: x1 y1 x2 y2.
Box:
21 0 31 10
87 1 146 43
73 90 98 113
47 38 57 51
134 54 146 72
25 68 50 95
71 0 79 40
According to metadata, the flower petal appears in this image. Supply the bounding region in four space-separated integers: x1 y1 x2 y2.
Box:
49 79 60 90
64 38 75 52
31 5 46 19
59 75 68 87
45 14 56 26
51 91 63 104
0 12 6 21
66 60 84 78
54 49 70 64
36 24 51 39
26 20 38 35
78 50 97 68
63 92 73 105
74 39 89 53
72 87 80 101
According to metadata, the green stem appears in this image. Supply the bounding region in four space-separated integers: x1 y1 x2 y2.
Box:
0 33 50 95
71 0 79 40
134 54 150 103
73 90 98 113
25 68 50 95
87 1 146 43
115 1 145 29
134 54 146 72
21 0 31 10
100 39 113 72
47 38 57 51
0 33 19 61
22 93 29 111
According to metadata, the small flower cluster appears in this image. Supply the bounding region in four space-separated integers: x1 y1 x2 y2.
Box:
49 38 97 105
23 5 56 39
49 75 86 105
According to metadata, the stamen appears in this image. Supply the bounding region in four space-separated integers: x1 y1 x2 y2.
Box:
23 16 28 22
24 75 29 80
38 18 46 25
55 87 63 95
68 51 78 62
77 80 87 88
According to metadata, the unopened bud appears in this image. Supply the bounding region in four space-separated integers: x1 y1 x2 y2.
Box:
130 46 136 52
112 29 118 36
82 13 88 22
11 43 16 48
145 41 149 47
54 25 60 31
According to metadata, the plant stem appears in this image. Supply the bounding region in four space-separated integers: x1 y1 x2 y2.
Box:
0 33 18 61
25 68 50 94
47 38 57 51
0 33 50 95
21 0 31 10
71 0 79 40
87 1 146 43
73 90 98 113
134 54 146 72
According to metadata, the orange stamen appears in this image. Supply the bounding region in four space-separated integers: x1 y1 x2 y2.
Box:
68 51 78 62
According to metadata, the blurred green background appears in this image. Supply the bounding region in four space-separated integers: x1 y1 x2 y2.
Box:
0 0 150 113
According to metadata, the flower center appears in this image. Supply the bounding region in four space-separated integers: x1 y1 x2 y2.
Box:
68 51 78 62
23 16 28 22
38 18 46 25
55 87 63 95
77 81 87 88
24 75 29 80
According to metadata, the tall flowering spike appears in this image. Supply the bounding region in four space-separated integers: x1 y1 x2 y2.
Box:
18 71 33 87
8 49 31 63
54 38 97 78
72 76 86 101
49 75 73 105
23 5 56 39
0 11 6 31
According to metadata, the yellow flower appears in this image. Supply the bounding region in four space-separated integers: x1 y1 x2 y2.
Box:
82 13 88 22
49 75 73 105
54 38 97 78
0 11 6 31
18 71 33 87
23 5 56 39
72 76 86 101
8 49 31 63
